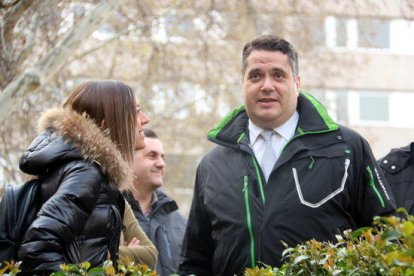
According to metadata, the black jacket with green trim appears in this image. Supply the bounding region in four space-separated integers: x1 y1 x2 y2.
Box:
178 93 396 276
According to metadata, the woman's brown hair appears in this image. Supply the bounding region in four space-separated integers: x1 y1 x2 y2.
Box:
63 80 137 164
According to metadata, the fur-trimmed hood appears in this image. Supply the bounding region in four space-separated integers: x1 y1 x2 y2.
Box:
19 107 133 190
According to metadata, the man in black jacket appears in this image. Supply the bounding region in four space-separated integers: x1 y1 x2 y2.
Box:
178 35 396 276
123 129 187 276
378 142 414 214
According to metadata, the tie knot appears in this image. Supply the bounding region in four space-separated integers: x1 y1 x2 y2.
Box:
261 130 274 141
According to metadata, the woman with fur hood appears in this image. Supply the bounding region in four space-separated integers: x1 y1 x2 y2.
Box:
17 80 158 274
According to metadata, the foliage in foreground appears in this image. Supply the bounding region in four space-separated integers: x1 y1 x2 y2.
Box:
1 209 413 276
245 208 414 275
0 258 157 276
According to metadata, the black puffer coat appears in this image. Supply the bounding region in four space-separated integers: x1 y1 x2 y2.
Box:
378 143 414 214
18 108 132 274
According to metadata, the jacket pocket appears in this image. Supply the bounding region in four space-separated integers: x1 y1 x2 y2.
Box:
291 145 350 208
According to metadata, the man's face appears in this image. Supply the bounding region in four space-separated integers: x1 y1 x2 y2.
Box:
133 137 165 192
242 50 300 129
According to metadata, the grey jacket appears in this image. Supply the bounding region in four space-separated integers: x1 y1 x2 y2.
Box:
124 190 187 276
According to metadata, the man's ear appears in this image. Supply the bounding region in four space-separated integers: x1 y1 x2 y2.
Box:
295 76 301 95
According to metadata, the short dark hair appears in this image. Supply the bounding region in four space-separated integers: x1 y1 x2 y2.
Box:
143 128 158 139
242 35 299 78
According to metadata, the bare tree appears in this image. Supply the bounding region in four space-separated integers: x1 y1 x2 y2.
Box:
0 0 125 122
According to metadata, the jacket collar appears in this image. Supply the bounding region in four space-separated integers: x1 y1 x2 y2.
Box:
123 189 179 215
37 107 133 190
295 92 338 134
207 92 338 148
379 143 414 174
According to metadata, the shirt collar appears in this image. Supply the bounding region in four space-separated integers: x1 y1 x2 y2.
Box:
142 192 158 216
248 120 263 146
150 191 158 207
276 111 299 141
248 111 299 143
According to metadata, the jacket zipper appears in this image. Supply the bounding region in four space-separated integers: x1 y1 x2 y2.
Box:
108 205 122 260
243 175 256 268
251 157 265 204
365 165 385 208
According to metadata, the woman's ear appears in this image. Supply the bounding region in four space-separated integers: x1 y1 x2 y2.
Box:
100 119 106 129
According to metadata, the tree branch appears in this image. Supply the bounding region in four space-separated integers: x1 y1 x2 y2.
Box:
13 14 38 66
0 0 125 123
1 0 33 53
64 24 140 66
0 0 20 9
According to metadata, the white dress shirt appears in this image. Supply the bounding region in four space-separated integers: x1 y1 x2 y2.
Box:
249 111 299 165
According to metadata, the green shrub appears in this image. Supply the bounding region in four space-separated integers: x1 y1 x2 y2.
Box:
245 208 414 276
0 258 157 276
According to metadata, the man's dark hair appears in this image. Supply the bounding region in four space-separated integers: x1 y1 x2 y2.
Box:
143 128 158 139
242 35 299 78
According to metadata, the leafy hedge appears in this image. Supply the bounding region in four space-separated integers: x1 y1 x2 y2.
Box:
0 258 157 276
1 209 413 276
246 208 414 276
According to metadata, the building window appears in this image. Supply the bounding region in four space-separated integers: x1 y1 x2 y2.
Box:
315 90 414 128
359 93 389 122
326 16 392 50
357 18 390 49
335 18 348 47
